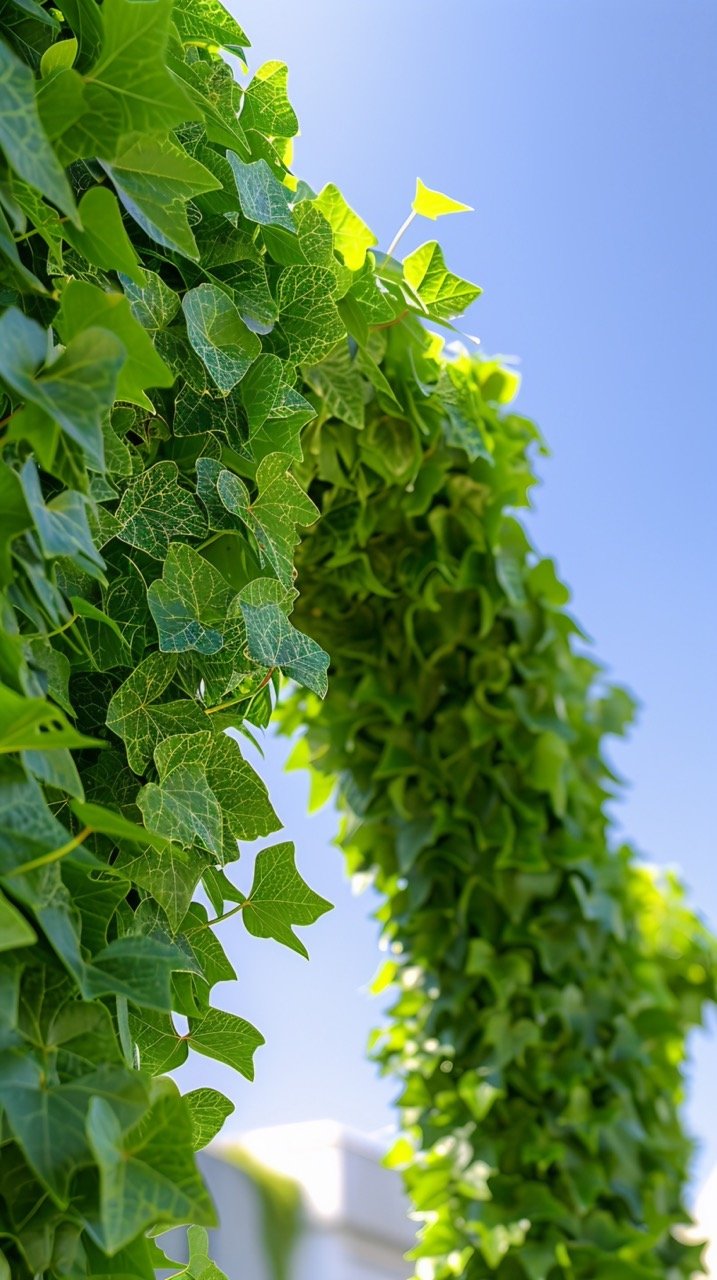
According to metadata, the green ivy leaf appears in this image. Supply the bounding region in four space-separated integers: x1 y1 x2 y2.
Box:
113 842 207 931
306 342 366 430
86 934 198 1010
276 265 345 364
106 652 208 774
412 176 472 220
204 730 280 849
182 283 261 393
0 1054 147 1202
40 37 78 77
240 585 329 697
211 454 318 588
184 1088 234 1151
0 309 125 472
436 363 493 462
345 261 396 325
63 186 145 285
228 153 295 231
147 542 231 654
187 1006 264 1080
403 241 482 321
120 268 180 332
172 0 249 55
240 61 298 140
240 354 315 459
180 1224 230 1279
168 53 249 157
56 281 174 412
86 0 198 136
137 728 279 862
0 39 77 220
138 731 223 857
102 135 221 260
242 841 331 957
114 461 206 561
19 458 107 580
314 183 377 271
88 1089 215 1254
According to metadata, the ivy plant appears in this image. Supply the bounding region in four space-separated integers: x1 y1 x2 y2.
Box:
0 1 340 1273
0 1 714 1278
284 344 717 1278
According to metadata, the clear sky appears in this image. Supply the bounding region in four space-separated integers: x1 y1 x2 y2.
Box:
176 0 717 1195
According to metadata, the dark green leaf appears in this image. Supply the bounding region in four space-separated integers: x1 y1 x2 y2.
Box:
114 461 206 560
63 186 145 285
0 38 76 219
56 280 174 412
182 283 260 393
0 309 125 471
88 1087 215 1253
187 1006 264 1080
102 135 220 260
242 841 331 957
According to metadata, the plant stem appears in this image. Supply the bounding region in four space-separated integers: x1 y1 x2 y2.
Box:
204 668 275 718
386 208 417 259
196 530 225 553
7 826 93 877
28 612 78 642
186 900 247 933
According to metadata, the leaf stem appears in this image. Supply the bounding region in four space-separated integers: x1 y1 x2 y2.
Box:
386 208 416 259
188 900 248 934
7 826 93 877
371 307 410 332
28 612 78 642
196 530 225 553
204 668 275 718
13 215 68 245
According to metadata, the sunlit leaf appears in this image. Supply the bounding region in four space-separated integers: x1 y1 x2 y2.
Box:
412 177 472 220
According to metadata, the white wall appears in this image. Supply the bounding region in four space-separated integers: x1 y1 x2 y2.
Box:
164 1122 415 1280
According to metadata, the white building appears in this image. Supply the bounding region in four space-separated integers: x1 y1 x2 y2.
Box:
177 1122 415 1280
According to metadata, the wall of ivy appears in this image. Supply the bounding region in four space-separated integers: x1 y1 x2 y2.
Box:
0 1 713 1277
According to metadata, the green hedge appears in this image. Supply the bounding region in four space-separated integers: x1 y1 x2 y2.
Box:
0 1 713 1276
285 342 715 1278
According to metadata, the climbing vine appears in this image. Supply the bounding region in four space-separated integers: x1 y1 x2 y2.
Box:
0 1 713 1277
285 347 716 1278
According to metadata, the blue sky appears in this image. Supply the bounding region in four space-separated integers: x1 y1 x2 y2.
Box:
178 0 717 1194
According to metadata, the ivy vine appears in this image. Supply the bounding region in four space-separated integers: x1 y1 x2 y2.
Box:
0 0 713 1278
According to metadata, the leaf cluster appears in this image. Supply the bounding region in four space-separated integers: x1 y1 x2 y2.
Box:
0 1 341 1273
282 338 717 1277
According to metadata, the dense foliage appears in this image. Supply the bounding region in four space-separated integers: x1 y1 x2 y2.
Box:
0 1 713 1277
0 2 341 1274
284 350 716 1278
